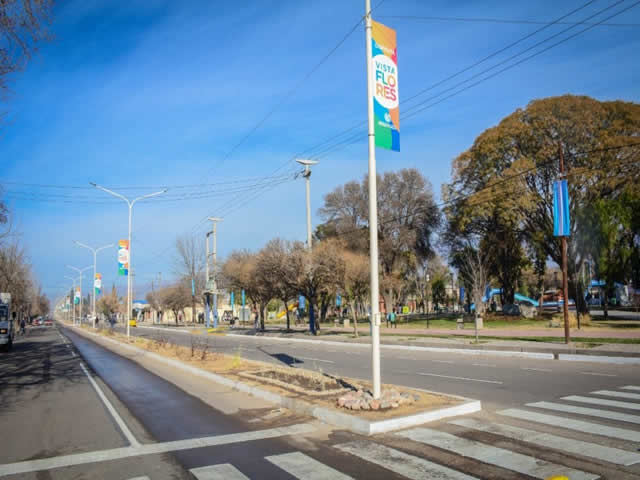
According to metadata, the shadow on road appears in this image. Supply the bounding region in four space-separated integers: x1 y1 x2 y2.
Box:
0 327 84 415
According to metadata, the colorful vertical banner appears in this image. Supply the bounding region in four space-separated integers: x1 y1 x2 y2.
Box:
94 273 102 296
553 180 570 236
230 291 235 306
74 287 80 305
371 20 399 151
118 240 129 276
241 289 245 307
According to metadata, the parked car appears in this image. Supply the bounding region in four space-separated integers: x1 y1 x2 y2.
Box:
44 318 53 326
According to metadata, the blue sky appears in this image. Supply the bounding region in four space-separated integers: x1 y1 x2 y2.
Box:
1 0 639 301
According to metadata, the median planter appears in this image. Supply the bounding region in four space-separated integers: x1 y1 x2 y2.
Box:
67 324 481 435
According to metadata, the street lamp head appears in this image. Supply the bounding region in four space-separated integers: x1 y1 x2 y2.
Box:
295 159 318 166
207 217 223 222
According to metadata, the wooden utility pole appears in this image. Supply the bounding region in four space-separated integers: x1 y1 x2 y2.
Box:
559 145 570 344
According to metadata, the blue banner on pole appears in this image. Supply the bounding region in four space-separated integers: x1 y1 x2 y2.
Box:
230 291 235 306
459 287 465 304
336 294 342 307
298 295 306 310
241 289 245 307
553 180 570 236
191 278 195 296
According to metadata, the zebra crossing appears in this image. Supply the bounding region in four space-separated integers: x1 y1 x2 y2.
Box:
144 384 640 479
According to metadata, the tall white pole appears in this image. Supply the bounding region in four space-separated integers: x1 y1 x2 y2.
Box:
213 220 218 328
205 231 210 328
365 0 382 399
207 217 222 328
305 166 312 249
127 203 132 338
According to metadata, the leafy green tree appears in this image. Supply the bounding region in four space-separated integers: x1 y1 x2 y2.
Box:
443 95 640 313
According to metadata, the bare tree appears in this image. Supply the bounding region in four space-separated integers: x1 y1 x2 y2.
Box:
458 244 490 341
283 239 344 335
223 250 273 331
341 249 369 337
174 233 205 324
1 1 54 105
318 168 440 313
256 239 297 331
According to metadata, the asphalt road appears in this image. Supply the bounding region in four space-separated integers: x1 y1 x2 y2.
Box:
125 324 639 410
3 323 640 479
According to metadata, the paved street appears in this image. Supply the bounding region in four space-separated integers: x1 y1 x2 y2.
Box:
2 323 640 479
126 324 640 409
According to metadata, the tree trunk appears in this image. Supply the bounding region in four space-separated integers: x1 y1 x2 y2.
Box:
350 300 358 337
309 300 316 335
283 298 291 331
320 295 331 324
383 291 393 316
260 304 266 331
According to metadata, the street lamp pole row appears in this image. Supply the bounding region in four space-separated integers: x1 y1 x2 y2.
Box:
90 183 167 337
66 265 92 324
75 241 114 328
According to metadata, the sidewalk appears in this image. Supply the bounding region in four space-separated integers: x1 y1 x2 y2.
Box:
220 323 640 358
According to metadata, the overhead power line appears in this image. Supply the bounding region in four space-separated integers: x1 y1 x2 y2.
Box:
309 0 639 160
377 15 640 27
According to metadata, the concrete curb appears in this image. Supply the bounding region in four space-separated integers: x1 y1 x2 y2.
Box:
558 354 640 365
65 325 481 435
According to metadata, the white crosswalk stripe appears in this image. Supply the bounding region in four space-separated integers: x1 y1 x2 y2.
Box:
335 440 478 480
591 389 640 401
622 385 640 391
527 401 640 425
450 418 640 466
561 395 640 411
396 427 598 480
190 464 249 480
499 408 640 442
265 452 353 480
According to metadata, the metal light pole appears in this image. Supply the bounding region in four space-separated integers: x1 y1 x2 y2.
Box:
64 275 77 324
90 183 167 337
365 0 382 399
206 217 223 328
295 159 318 249
67 265 92 324
75 241 114 328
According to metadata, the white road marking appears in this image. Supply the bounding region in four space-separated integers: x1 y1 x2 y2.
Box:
561 395 640 411
472 363 495 367
127 477 151 480
335 440 477 480
79 363 140 448
527 401 640 425
396 427 597 480
417 372 502 384
498 408 640 442
398 356 415 360
0 423 314 477
580 372 617 377
591 390 640 401
190 463 249 480
297 356 335 364
522 367 552 372
432 359 454 364
266 452 352 479
622 385 640 391
451 417 640 466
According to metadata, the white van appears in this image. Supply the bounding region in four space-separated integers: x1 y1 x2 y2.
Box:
0 303 13 351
